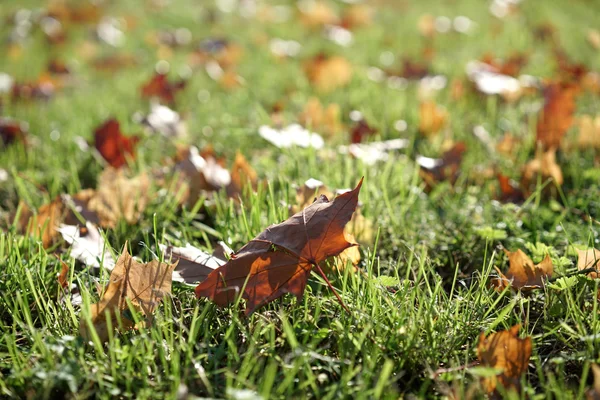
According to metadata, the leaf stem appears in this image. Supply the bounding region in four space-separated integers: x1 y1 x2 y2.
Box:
313 263 350 314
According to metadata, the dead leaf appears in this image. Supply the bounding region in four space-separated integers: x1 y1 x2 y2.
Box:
586 364 600 400
496 133 520 157
140 103 187 139
576 115 600 150
299 1 339 27
521 148 563 197
80 245 176 342
57 259 70 290
304 54 353 92
227 151 258 197
350 119 377 144
11 73 58 101
477 324 532 396
141 72 186 105
497 174 525 203
419 101 448 136
94 118 140 169
492 249 553 291
58 222 115 269
298 98 343 136
160 241 233 285
196 178 363 314
259 124 324 149
536 82 578 150
0 117 28 147
417 142 466 187
340 4 373 29
466 61 523 100
340 139 409 165
577 248 600 278
480 53 527 77
17 197 66 248
588 30 600 50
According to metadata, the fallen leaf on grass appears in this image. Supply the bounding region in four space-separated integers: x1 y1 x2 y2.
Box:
160 241 233 284
586 364 600 399
94 118 140 169
576 115 600 150
80 245 176 342
417 142 466 187
477 324 532 396
492 249 553 291
298 98 343 136
196 178 363 314
140 103 187 139
466 61 522 99
1 117 28 147
58 222 115 269
299 1 339 27
419 101 448 136
304 54 352 92
497 174 524 203
536 82 578 150
339 139 409 165
480 53 527 77
577 248 600 278
350 119 377 144
340 4 373 29
140 73 186 105
521 148 563 197
17 197 67 248
12 73 58 101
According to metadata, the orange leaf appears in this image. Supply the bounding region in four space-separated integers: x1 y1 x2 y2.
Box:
140 73 186 104
492 249 553 291
419 101 448 136
94 119 140 168
304 54 352 92
477 324 532 395
350 119 377 144
196 178 363 314
521 148 563 197
577 248 600 279
536 82 578 150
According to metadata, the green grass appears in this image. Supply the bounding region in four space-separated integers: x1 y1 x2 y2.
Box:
2 0 600 398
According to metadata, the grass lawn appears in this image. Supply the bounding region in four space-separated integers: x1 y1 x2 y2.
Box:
2 0 600 398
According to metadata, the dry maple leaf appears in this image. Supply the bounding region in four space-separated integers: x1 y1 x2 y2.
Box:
418 101 448 136
492 249 553 291
140 72 186 104
94 118 140 169
304 54 353 92
477 324 532 396
577 248 600 278
80 245 176 342
58 222 116 269
196 178 363 315
536 82 578 150
160 241 233 285
521 148 563 197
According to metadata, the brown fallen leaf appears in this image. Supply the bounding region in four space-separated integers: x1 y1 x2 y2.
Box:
496 132 520 157
586 364 600 400
419 101 448 136
497 174 525 204
0 117 28 147
11 73 58 101
299 1 339 27
57 258 70 290
577 248 600 278
304 54 353 92
298 98 343 136
340 4 373 29
141 72 186 105
521 148 563 197
350 119 377 144
576 115 600 150
17 197 67 248
480 53 528 77
58 222 116 269
196 178 363 314
492 249 553 291
477 324 532 396
417 142 466 188
228 151 258 198
588 30 600 50
160 241 233 285
94 118 140 169
536 82 578 150
80 245 176 342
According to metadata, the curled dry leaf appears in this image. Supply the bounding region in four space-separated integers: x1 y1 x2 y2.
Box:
577 248 600 278
58 222 115 269
492 249 553 291
536 82 578 150
298 98 343 136
304 54 352 92
94 118 140 169
80 245 176 342
140 72 186 105
160 241 233 285
418 101 448 136
477 324 532 396
196 178 363 314
521 148 563 197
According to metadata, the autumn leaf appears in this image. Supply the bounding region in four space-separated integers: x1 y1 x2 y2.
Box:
80 245 176 342
196 178 363 314
140 72 186 104
17 197 66 248
586 364 600 400
58 222 116 269
350 119 377 144
299 2 339 27
11 73 58 101
497 174 524 204
417 142 466 188
340 4 373 29
576 115 600 150
0 117 28 147
94 118 140 169
577 248 600 278
521 148 563 197
480 53 527 77
298 98 343 136
477 324 532 396
492 249 553 291
304 54 353 92
227 151 258 197
160 241 233 285
536 82 578 150
418 101 448 136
